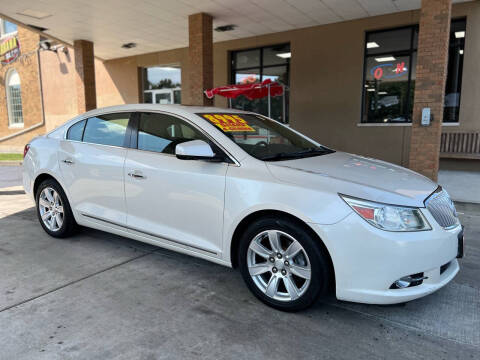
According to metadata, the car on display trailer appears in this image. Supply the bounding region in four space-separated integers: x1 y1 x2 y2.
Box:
22 104 464 311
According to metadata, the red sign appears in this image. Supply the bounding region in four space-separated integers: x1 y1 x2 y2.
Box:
0 36 20 65
370 62 407 80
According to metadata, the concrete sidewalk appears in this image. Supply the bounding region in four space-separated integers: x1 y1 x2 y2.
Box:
439 159 480 204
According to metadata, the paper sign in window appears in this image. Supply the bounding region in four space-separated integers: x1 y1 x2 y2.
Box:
201 114 255 132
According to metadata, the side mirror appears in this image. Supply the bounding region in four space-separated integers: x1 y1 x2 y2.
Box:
175 140 216 160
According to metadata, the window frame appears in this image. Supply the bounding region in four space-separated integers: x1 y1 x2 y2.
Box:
361 18 466 125
5 68 24 128
0 19 18 39
230 44 290 123
360 25 418 124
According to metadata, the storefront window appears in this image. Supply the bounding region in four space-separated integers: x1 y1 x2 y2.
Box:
444 20 466 123
142 66 181 105
362 19 466 124
230 44 290 123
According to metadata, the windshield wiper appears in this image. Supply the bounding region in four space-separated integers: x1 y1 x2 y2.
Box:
261 148 334 161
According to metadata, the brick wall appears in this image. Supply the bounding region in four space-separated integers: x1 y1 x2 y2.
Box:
0 25 45 152
408 0 452 180
74 40 96 112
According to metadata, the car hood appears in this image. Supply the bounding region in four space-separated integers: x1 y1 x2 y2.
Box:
266 151 437 207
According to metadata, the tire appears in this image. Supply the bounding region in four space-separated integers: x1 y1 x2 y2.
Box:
35 178 77 238
238 216 331 312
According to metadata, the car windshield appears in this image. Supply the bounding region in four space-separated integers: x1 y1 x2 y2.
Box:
197 113 334 161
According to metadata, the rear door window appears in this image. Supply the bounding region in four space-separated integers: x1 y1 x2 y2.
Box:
82 113 131 147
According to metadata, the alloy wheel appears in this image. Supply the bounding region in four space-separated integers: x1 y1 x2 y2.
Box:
38 187 64 232
247 230 312 302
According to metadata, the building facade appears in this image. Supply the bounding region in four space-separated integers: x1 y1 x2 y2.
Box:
0 19 44 152
0 1 479 172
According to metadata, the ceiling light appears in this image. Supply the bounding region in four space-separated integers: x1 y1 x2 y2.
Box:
214 24 236 32
459 49 464 55
378 91 387 95
367 42 379 49
455 31 465 38
276 52 291 59
375 56 395 62
367 88 375 92
121 42 137 49
161 67 179 71
17 9 51 19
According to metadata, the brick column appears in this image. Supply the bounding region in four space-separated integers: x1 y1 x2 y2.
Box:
408 0 452 181
74 40 96 113
186 13 213 106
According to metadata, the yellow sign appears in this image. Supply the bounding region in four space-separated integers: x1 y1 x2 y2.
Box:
201 114 255 132
0 36 20 65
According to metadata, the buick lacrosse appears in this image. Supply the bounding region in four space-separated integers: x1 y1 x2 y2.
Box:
23 104 463 311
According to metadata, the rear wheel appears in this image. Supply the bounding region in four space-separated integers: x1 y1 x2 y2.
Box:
36 179 76 238
238 216 331 311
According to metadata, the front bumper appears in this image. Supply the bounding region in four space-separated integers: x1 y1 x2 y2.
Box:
311 209 461 304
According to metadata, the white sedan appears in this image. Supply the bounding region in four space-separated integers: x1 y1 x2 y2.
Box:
23 105 463 311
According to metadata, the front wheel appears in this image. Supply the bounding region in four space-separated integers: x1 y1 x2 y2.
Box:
238 216 331 311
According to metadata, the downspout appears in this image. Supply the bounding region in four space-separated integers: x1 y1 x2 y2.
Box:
0 48 46 143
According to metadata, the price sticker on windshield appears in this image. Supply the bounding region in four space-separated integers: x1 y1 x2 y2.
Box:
201 114 255 132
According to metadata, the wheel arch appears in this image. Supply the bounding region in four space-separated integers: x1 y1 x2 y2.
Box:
33 173 63 198
230 209 336 290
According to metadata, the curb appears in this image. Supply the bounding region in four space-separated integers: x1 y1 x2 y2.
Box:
454 200 480 214
0 161 22 166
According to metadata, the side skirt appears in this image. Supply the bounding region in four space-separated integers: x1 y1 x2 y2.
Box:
78 213 232 268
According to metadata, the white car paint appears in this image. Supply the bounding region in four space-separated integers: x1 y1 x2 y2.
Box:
23 104 462 305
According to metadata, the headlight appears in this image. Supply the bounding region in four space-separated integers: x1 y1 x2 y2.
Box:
340 195 431 232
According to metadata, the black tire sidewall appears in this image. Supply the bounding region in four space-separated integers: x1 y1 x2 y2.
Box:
238 216 330 312
35 179 76 238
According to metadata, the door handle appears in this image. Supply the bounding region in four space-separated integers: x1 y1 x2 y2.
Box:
62 159 74 165
128 171 146 179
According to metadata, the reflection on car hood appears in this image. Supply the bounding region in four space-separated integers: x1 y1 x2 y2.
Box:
266 151 437 207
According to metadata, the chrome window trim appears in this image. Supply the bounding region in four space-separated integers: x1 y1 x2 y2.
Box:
63 109 240 166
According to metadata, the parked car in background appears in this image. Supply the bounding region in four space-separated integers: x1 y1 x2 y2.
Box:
23 105 463 311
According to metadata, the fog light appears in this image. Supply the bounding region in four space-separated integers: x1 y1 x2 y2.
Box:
390 273 427 289
394 277 412 289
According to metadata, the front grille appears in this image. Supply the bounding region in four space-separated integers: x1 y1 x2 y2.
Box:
425 187 460 229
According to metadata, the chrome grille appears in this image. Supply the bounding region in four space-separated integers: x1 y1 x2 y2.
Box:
425 188 460 229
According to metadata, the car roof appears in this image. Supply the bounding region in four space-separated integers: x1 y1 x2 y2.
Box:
78 104 250 119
